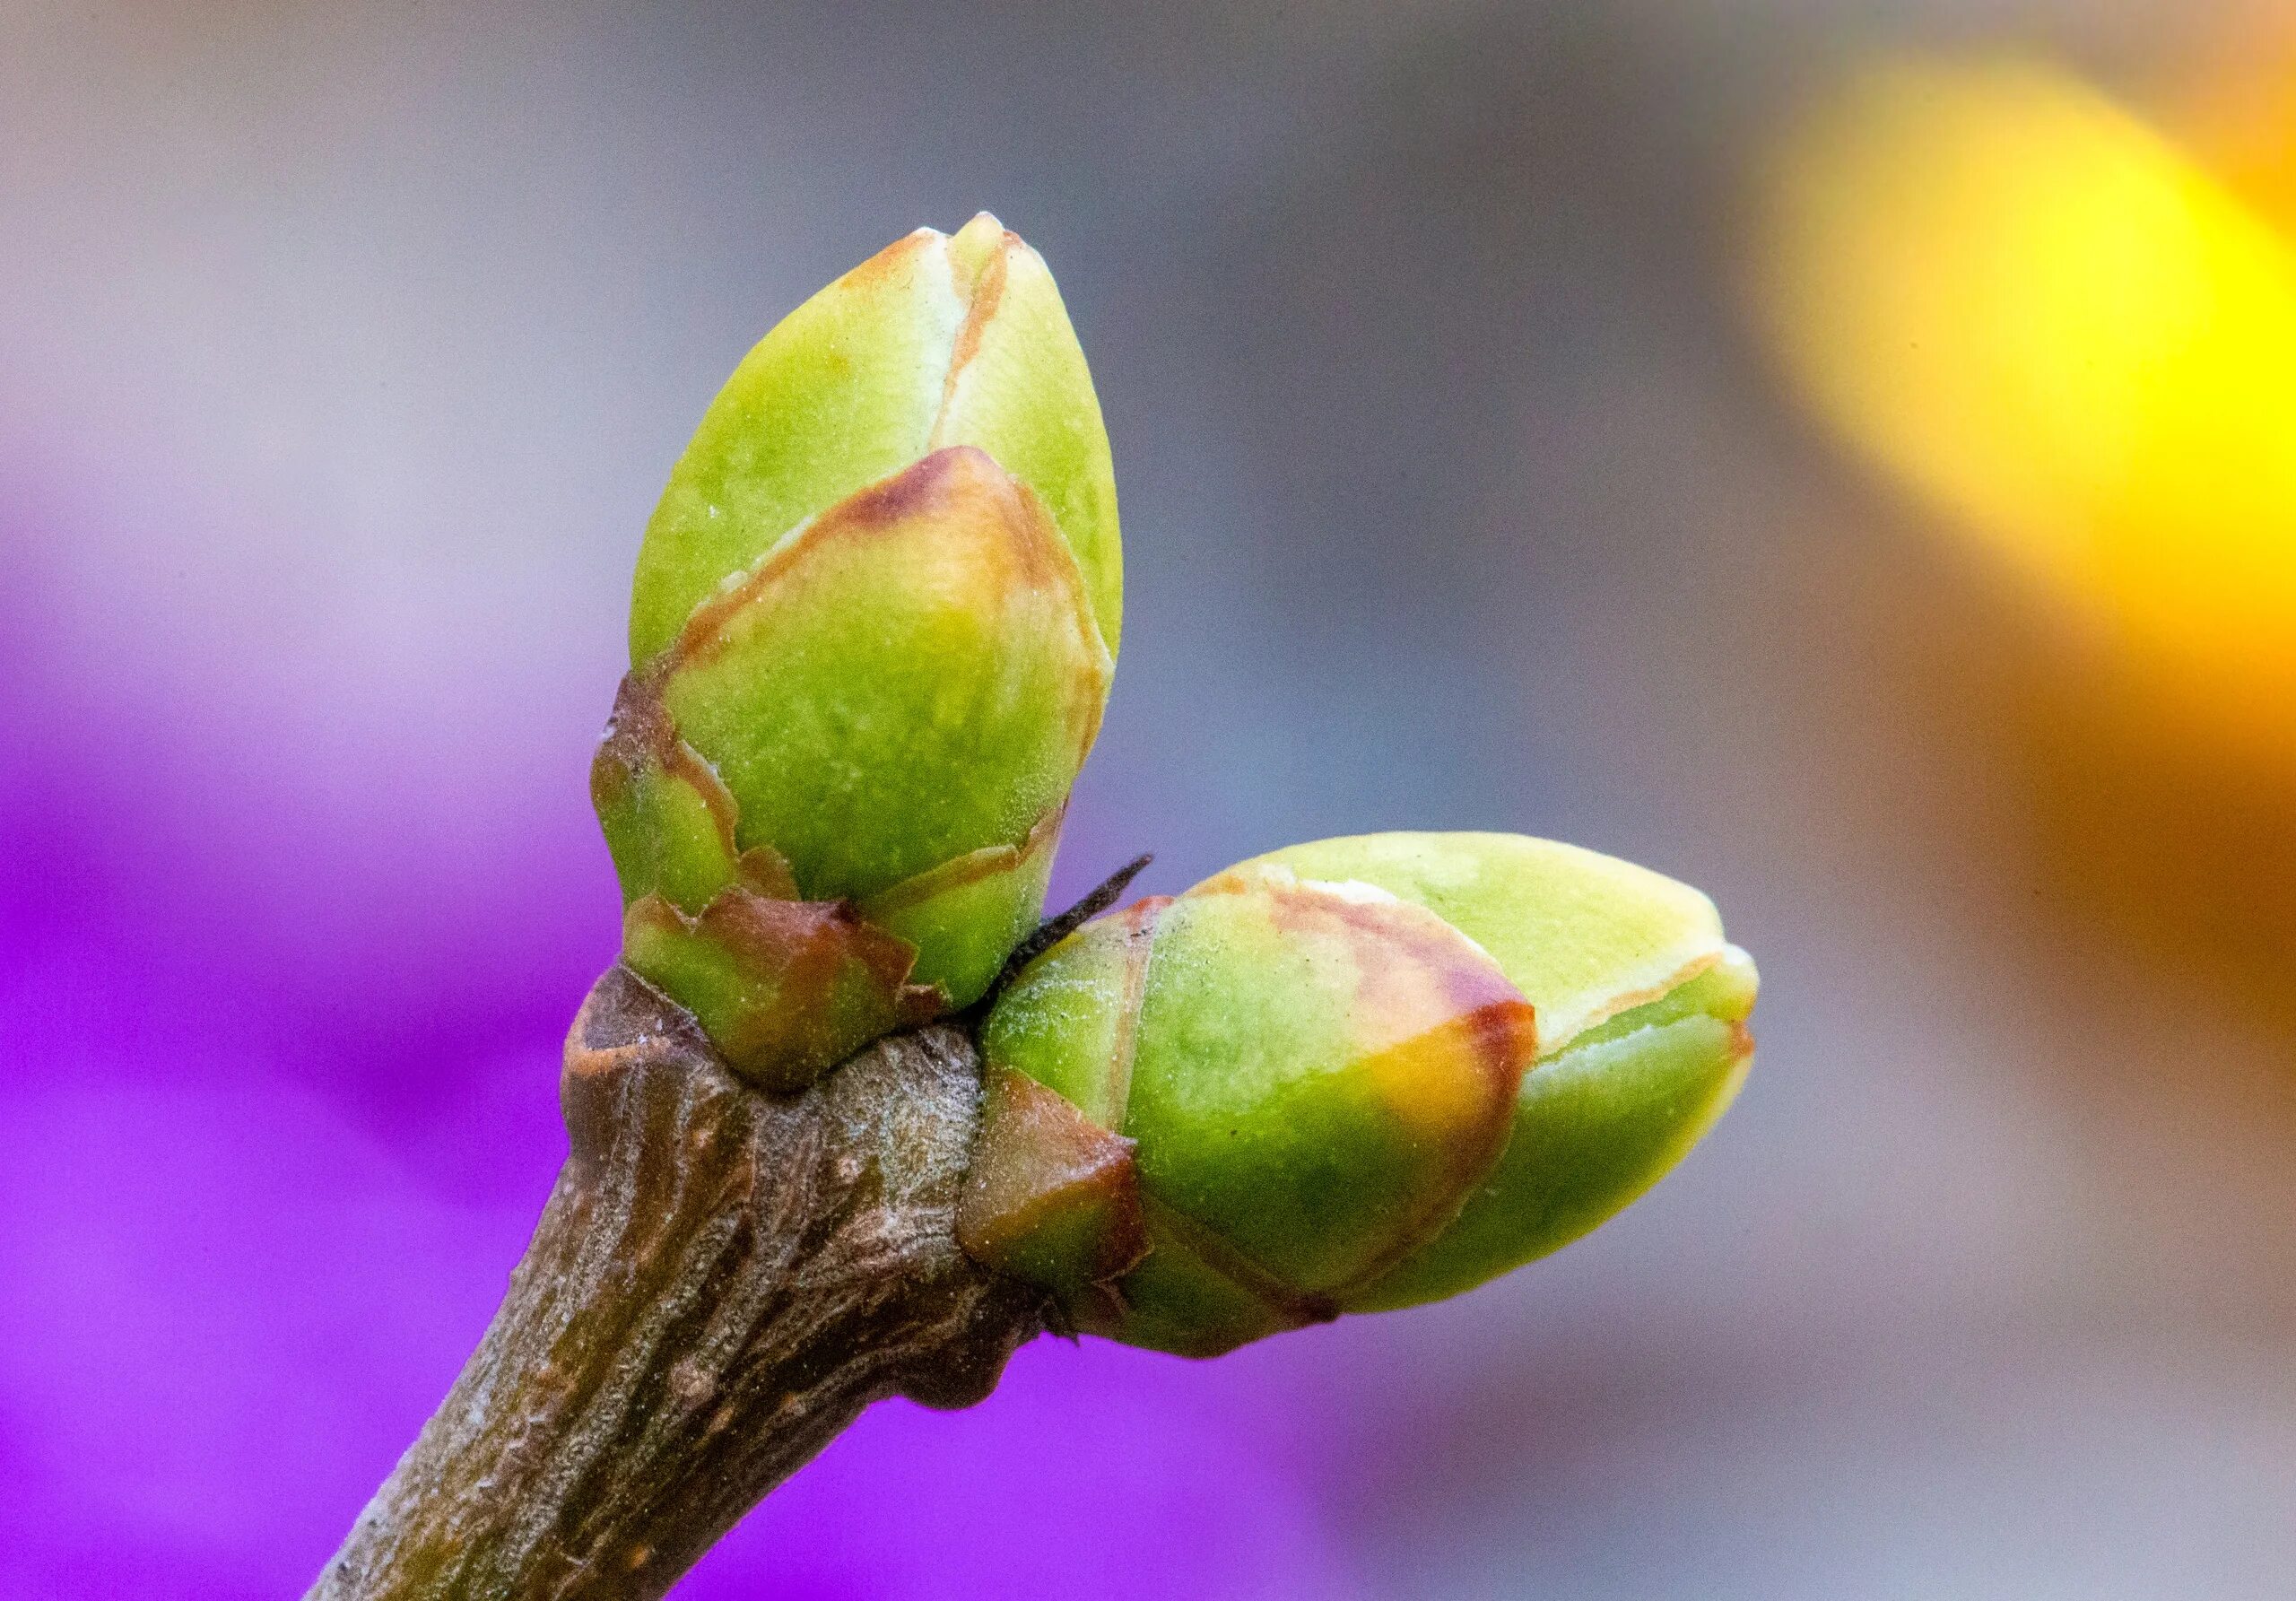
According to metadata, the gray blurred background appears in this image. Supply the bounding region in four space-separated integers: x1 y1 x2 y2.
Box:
4 3 2293 1597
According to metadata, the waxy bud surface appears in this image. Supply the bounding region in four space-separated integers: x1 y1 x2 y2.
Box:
960 832 1756 1355
595 218 1119 1088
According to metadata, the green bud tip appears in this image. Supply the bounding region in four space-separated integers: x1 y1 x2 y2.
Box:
958 832 1756 1355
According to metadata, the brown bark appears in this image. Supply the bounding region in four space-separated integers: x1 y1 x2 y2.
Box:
308 966 1044 1601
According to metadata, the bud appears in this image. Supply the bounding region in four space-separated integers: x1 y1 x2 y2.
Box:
958 832 1755 1355
596 219 1119 1089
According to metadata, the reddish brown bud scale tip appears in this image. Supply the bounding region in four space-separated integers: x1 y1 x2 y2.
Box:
955 1067 1148 1321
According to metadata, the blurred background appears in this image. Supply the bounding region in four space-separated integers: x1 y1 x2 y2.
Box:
4 2 2295 1597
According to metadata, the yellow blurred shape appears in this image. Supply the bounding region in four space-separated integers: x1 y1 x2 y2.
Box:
2181 22 2296 231
1752 56 2296 751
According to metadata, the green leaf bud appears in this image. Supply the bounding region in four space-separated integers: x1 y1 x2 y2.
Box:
959 832 1755 1355
595 220 1120 1090
961 854 1543 1355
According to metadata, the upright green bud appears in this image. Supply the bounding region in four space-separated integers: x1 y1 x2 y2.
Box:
958 832 1755 1356
595 219 1119 1091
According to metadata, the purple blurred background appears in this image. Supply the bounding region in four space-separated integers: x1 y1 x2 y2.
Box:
4 4 2295 1597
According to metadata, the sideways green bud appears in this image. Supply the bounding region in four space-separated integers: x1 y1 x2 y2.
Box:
961 848 1540 1355
958 832 1755 1355
596 221 1120 1089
